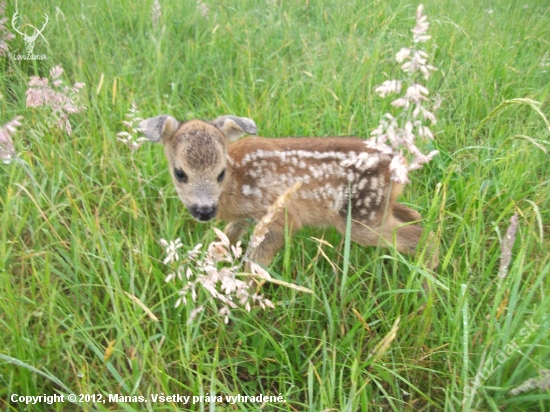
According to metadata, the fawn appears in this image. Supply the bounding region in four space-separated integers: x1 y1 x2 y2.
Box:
140 114 434 268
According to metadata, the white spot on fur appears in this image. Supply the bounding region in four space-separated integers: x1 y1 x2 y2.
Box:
242 184 263 198
370 176 379 190
340 151 383 170
376 187 384 204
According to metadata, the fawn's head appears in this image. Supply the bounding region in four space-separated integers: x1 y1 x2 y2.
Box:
139 115 257 222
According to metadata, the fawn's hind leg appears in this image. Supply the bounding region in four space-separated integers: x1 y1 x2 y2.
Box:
383 203 423 253
334 202 422 254
391 203 439 269
337 203 438 268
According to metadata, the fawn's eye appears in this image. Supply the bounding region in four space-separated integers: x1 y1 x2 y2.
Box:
174 168 188 183
217 169 226 183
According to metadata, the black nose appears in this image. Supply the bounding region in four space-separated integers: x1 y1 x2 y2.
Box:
190 204 217 221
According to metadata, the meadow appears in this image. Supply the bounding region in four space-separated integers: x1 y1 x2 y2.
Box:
1 0 549 410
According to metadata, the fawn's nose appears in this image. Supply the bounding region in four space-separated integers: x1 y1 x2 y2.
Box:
190 204 217 222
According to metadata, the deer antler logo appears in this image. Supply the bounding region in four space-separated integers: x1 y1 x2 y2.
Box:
11 11 49 54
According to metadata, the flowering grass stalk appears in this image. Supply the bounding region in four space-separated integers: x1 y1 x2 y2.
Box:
498 213 518 279
196 0 209 19
25 65 85 135
0 2 14 56
249 181 302 250
117 102 148 151
509 369 550 396
367 5 439 183
163 229 275 324
151 0 161 29
161 183 310 324
0 117 23 163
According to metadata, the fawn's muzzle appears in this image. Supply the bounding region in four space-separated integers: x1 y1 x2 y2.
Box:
190 204 217 222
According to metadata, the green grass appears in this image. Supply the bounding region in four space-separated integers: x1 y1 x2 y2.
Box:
1 0 550 410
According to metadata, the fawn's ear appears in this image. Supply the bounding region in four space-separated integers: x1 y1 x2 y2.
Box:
211 115 257 142
138 115 180 143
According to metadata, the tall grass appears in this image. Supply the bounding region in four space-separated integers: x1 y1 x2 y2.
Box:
1 0 549 410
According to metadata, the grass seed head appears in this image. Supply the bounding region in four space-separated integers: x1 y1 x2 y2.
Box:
0 2 14 56
25 64 85 135
163 228 276 324
151 0 161 29
509 369 550 396
250 181 302 249
117 102 148 151
368 4 438 183
0 116 23 162
196 0 209 19
498 213 519 279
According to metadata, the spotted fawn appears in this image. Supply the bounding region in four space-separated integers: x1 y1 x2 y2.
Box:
139 114 436 268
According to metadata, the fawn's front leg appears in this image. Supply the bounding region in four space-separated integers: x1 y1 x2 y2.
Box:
224 219 250 245
248 214 300 267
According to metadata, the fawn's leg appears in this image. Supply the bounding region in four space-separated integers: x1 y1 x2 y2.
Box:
224 220 250 245
381 203 422 254
334 203 422 254
390 203 438 268
248 214 301 267
336 203 438 269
